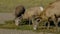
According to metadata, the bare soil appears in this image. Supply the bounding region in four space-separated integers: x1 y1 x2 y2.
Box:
0 13 14 24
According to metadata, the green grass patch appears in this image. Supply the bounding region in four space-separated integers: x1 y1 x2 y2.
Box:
0 20 33 30
1 20 60 34
0 22 60 33
0 24 33 30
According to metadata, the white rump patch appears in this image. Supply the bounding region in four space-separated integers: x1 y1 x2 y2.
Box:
39 6 44 11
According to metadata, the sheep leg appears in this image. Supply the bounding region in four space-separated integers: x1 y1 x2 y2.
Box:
54 18 58 32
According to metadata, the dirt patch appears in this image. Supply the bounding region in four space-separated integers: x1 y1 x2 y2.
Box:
0 13 14 24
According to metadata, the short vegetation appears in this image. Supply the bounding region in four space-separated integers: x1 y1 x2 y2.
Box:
0 0 56 12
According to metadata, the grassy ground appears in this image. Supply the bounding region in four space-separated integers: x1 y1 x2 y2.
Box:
0 20 33 30
0 23 60 33
0 24 33 30
0 0 56 13
0 20 60 33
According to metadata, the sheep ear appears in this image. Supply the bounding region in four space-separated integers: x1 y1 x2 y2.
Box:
40 6 44 11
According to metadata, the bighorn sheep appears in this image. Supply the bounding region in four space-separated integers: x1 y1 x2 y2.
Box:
14 4 44 30
39 0 60 31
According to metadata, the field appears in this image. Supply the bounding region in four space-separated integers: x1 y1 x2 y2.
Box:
0 0 60 34
0 0 56 13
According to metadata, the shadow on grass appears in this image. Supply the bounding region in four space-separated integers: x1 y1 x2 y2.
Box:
0 24 33 30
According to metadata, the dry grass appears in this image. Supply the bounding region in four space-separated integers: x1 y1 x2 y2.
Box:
0 0 56 13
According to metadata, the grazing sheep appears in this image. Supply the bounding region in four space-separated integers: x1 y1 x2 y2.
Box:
39 0 60 31
14 5 44 30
